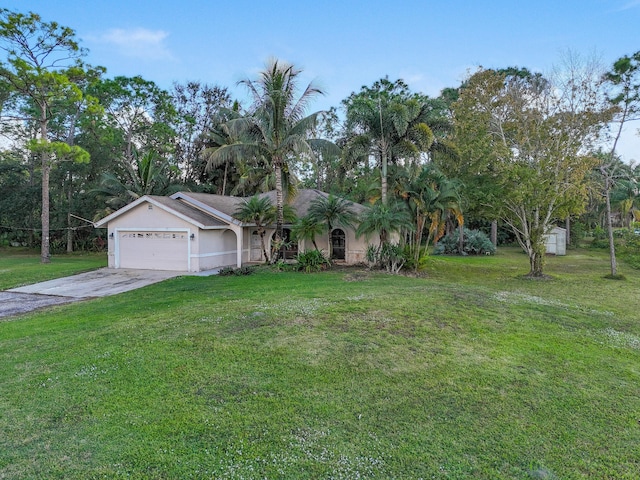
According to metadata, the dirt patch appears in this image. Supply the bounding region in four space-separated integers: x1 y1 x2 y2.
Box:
0 292 79 320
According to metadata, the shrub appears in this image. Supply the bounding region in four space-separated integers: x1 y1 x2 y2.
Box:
366 243 407 274
218 265 257 276
434 228 496 255
568 221 586 248
295 249 330 273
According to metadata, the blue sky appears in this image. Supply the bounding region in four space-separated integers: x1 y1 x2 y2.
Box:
5 0 640 161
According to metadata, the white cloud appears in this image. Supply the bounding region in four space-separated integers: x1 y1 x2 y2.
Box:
94 28 175 61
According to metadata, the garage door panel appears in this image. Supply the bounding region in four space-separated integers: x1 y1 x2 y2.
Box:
118 231 189 271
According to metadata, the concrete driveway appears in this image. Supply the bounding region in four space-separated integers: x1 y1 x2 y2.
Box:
1 268 215 319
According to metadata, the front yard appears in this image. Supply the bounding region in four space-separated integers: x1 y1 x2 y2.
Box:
0 248 638 478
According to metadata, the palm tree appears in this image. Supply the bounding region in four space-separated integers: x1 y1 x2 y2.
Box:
206 59 337 244
291 214 324 252
234 195 276 263
356 200 413 246
398 165 464 260
343 78 436 204
307 194 357 258
93 151 179 212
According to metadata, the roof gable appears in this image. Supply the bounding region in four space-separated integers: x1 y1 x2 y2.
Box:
94 195 230 229
95 190 366 230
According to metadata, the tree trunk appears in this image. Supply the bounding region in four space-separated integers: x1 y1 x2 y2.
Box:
458 223 464 254
273 160 284 263
380 151 388 205
604 178 618 276
490 220 498 247
66 172 73 253
222 160 228 196
40 114 51 264
565 216 571 248
528 251 544 277
259 230 270 264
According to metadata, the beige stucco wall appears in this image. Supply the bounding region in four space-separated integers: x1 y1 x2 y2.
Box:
195 229 238 270
241 226 375 265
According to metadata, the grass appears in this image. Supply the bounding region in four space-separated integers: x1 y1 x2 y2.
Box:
0 248 106 290
0 247 639 479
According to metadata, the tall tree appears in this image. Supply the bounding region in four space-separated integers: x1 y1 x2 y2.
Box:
0 9 90 262
207 59 336 244
171 81 230 184
601 51 640 276
453 66 610 277
342 78 436 204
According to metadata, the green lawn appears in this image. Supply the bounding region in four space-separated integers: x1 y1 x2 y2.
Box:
0 248 639 479
0 248 106 290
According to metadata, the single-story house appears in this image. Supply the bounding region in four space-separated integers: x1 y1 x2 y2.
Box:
544 226 567 256
94 189 373 272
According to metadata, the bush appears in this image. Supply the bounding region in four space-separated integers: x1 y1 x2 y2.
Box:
295 249 330 273
434 228 496 256
218 265 257 276
366 243 407 274
568 221 586 248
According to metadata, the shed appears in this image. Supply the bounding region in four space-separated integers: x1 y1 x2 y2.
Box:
544 226 567 256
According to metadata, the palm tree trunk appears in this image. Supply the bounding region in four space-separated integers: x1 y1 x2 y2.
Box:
259 230 270 264
381 151 388 205
273 160 284 263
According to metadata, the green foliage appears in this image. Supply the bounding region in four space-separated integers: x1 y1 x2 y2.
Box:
356 200 413 245
217 265 257 276
365 242 407 273
568 220 586 248
434 228 496 256
295 249 330 272
616 229 640 269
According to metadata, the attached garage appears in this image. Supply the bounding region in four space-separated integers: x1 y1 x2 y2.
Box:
95 195 243 272
116 229 190 271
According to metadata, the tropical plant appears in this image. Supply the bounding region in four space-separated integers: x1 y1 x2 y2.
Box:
291 214 324 252
356 200 413 246
394 164 464 264
206 59 337 244
342 78 437 204
93 151 179 212
234 195 276 263
295 249 330 273
307 194 357 258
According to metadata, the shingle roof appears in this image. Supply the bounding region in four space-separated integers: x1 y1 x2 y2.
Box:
147 196 228 228
97 189 367 229
174 189 366 221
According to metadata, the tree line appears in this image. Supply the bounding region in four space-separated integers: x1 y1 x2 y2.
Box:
0 9 638 277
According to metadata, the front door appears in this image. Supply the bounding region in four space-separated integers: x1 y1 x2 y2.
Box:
250 230 262 261
331 229 346 260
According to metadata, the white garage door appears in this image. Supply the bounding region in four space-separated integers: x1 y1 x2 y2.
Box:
117 230 189 271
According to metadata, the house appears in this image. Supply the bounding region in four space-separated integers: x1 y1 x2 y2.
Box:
544 226 567 256
94 189 373 272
